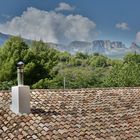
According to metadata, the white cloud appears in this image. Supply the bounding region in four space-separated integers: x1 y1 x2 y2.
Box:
55 2 75 12
0 7 97 44
116 22 129 30
135 32 140 43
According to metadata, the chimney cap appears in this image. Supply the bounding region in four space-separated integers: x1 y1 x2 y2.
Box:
17 61 24 68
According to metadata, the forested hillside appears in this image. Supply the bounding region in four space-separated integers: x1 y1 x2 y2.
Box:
0 36 140 90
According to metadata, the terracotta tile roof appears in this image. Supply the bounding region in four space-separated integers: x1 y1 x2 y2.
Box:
1 88 140 139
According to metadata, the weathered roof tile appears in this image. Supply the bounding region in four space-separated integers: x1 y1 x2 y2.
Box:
1 88 140 139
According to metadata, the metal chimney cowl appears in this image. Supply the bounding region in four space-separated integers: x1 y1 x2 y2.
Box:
10 61 30 114
17 61 24 85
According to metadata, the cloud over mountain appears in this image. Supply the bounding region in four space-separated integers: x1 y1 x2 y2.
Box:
0 7 96 44
116 22 129 30
55 2 75 12
136 32 140 44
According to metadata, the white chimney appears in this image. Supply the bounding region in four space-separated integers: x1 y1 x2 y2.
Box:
10 61 30 114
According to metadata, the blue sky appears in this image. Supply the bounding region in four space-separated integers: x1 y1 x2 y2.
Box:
0 0 140 46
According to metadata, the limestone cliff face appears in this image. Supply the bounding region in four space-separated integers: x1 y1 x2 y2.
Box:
1 32 140 58
64 40 128 57
129 42 140 53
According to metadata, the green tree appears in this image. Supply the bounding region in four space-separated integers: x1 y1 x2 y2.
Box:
89 55 108 67
104 62 140 87
124 53 140 63
0 36 28 82
24 40 59 85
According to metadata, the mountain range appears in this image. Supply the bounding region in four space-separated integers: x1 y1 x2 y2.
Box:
0 32 10 45
48 40 140 58
0 32 140 58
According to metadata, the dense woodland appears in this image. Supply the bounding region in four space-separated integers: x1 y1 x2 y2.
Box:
0 36 140 90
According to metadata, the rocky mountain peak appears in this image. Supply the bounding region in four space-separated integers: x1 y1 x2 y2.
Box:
1 32 140 58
